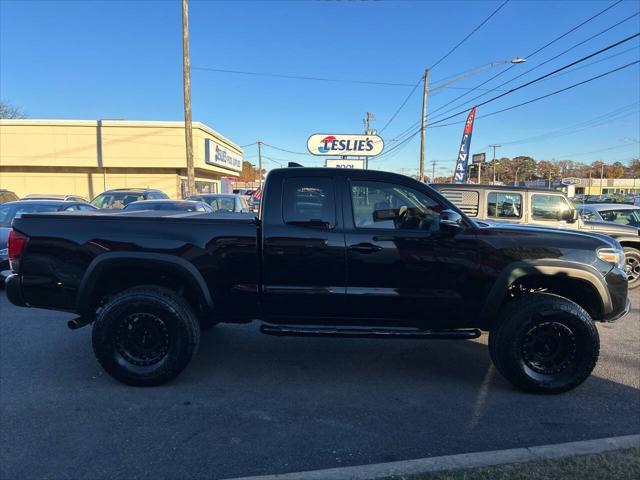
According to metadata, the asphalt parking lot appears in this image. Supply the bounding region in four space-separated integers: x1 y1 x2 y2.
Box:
1 289 639 480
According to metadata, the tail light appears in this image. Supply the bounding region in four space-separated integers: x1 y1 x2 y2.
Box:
8 230 29 273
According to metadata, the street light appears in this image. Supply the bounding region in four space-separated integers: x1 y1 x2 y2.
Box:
429 58 527 94
418 57 527 181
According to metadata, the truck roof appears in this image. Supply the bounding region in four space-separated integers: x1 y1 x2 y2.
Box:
430 183 566 194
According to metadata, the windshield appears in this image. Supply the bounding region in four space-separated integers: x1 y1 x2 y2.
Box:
91 192 144 209
598 208 640 227
205 196 236 212
0 204 60 227
125 202 196 212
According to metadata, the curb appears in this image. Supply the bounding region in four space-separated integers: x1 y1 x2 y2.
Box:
222 434 640 480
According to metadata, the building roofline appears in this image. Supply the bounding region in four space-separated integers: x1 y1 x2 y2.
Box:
0 118 243 154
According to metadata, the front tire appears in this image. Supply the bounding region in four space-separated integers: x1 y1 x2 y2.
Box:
489 293 599 394
92 286 200 386
623 247 640 289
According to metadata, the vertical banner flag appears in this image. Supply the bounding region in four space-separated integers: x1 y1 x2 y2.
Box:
453 107 477 183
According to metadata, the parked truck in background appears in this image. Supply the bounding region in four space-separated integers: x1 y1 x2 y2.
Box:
5 168 630 393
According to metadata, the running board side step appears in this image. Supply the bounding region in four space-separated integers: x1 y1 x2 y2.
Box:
260 324 481 340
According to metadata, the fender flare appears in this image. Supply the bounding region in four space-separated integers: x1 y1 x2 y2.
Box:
76 252 213 317
480 260 612 322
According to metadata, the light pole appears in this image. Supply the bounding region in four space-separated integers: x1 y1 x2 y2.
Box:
419 58 526 183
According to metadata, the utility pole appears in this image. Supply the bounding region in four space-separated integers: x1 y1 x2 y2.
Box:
600 161 605 195
431 159 436 182
489 144 501 184
182 0 195 197
419 68 430 182
477 162 482 184
363 112 375 170
257 141 263 188
363 112 376 135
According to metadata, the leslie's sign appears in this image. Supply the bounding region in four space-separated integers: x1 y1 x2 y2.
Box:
307 134 384 156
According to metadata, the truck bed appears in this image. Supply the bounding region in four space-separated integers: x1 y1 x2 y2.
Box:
12 211 260 319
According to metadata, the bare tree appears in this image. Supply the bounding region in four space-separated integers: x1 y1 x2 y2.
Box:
0 101 27 119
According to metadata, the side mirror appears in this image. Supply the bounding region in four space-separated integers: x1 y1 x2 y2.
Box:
440 209 464 231
561 208 578 223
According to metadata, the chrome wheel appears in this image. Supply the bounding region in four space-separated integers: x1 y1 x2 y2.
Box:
626 255 640 284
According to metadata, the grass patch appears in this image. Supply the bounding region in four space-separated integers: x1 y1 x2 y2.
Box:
390 447 640 480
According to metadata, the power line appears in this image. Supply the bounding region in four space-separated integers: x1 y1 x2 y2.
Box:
390 46 639 139
496 102 640 146
426 0 625 119
192 66 417 87
379 0 510 134
375 58 639 164
557 141 640 159
428 60 640 128
427 33 640 127
262 142 309 156
431 0 511 69
379 77 423 133
428 9 639 122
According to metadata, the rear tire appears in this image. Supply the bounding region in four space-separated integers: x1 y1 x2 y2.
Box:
623 247 640 289
489 293 599 394
92 286 200 386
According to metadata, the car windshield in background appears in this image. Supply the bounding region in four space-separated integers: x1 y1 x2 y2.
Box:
91 193 144 209
0 204 60 227
599 208 640 227
206 197 236 211
124 202 204 212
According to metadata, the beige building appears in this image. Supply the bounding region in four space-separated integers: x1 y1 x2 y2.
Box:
0 119 243 199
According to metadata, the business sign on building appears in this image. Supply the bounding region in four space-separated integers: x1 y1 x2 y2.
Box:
307 134 384 156
325 159 365 169
204 139 242 172
472 153 486 164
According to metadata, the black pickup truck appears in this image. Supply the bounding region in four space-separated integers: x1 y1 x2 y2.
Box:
5 168 630 393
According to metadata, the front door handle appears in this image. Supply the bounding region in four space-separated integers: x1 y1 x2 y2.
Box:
349 242 383 254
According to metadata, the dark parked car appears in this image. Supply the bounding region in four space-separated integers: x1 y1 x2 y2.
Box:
123 200 213 213
22 194 87 202
0 200 96 275
432 184 640 289
0 190 19 204
186 193 251 213
90 188 169 209
5 168 629 393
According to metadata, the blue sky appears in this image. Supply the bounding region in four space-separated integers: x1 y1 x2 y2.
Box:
1 0 639 177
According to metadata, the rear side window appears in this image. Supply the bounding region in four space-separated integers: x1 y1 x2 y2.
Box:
283 177 335 228
440 189 479 217
487 192 522 219
531 194 571 221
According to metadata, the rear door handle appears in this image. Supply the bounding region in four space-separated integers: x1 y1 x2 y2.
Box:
349 242 383 254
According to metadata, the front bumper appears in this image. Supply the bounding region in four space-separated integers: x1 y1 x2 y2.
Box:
4 274 27 307
602 298 631 323
601 267 630 322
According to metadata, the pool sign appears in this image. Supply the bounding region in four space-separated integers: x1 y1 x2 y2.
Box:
325 159 365 169
307 134 384 156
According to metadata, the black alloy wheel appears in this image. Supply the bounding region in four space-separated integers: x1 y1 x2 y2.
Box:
489 293 599 394
92 286 200 386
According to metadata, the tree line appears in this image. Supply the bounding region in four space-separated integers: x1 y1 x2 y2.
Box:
432 156 640 184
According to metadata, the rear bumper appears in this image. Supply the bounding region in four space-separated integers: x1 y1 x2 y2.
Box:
4 274 27 307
